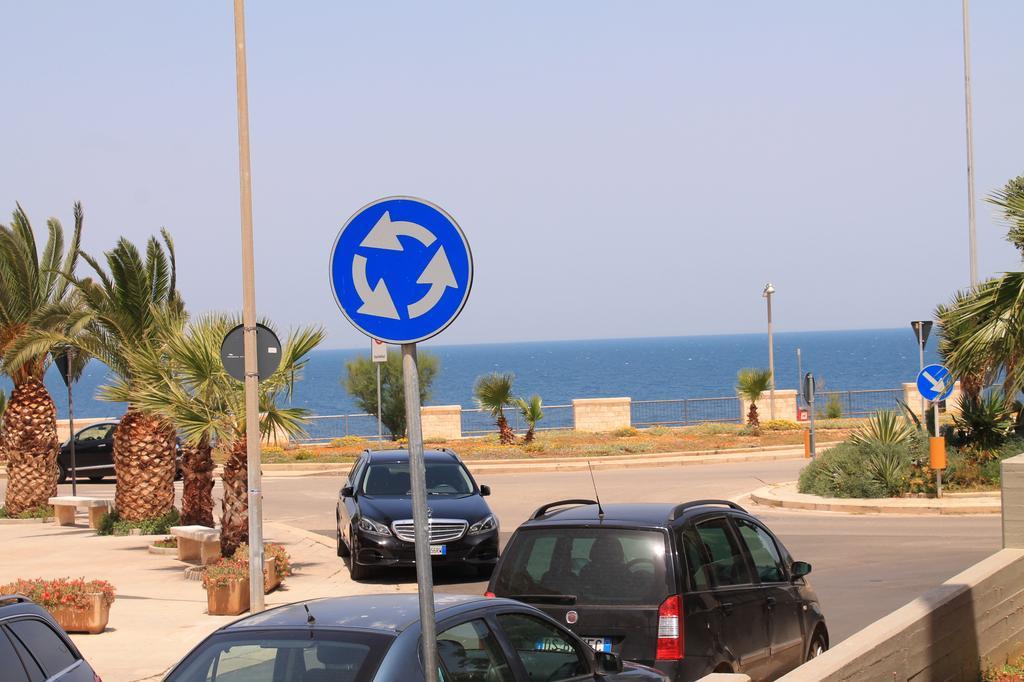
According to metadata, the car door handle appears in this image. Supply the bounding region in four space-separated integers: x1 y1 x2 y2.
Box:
766 596 777 608
721 602 734 614
97 443 107 448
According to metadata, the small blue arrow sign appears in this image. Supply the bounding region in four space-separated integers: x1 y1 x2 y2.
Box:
916 364 954 402
330 197 473 344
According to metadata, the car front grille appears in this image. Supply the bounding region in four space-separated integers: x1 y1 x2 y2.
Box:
391 519 468 544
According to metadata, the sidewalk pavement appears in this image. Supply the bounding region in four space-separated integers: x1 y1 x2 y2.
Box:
748 481 1001 515
0 518 416 682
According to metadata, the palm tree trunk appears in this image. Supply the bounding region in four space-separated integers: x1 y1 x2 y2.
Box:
180 435 215 527
496 415 516 445
523 426 535 444
747 402 760 429
1 378 58 514
220 438 248 557
113 408 177 522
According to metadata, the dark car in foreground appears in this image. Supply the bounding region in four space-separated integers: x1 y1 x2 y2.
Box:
487 499 827 682
0 595 101 681
162 594 668 681
337 449 499 580
58 420 182 484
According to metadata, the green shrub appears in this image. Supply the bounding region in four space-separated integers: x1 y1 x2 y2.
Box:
293 450 314 461
951 392 1014 449
820 395 843 419
686 422 744 435
97 508 180 536
613 427 639 437
330 435 366 448
647 426 672 437
522 442 546 453
799 435 925 498
850 411 917 448
761 419 801 431
0 505 53 519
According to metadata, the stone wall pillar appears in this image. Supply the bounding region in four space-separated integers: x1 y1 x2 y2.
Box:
421 405 462 441
902 381 963 417
1003 454 1024 549
737 389 797 424
572 398 631 433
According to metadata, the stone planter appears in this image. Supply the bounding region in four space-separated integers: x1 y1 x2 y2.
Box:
51 594 110 634
263 557 279 594
148 543 178 555
206 579 250 616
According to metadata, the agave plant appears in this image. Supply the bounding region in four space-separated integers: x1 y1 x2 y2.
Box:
951 392 1014 450
515 395 544 444
851 411 917 448
864 445 908 497
474 373 516 444
736 368 772 429
0 204 82 514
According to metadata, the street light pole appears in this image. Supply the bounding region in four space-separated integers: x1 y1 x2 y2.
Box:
763 283 776 420
232 0 265 614
962 0 978 287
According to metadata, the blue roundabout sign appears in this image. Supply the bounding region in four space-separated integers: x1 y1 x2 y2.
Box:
330 197 473 344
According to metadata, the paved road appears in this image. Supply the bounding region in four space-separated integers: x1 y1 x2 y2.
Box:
28 457 1001 643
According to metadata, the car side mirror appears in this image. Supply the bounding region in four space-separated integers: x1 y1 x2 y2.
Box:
594 651 623 674
340 485 354 498
791 560 812 579
479 484 491 497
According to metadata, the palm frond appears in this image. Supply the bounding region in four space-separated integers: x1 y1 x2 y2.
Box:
736 368 773 402
474 372 516 417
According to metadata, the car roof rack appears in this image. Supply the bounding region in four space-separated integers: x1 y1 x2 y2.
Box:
531 499 598 520
0 595 31 606
669 499 745 521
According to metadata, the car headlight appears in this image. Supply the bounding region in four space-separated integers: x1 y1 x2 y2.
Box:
468 515 498 535
357 516 392 537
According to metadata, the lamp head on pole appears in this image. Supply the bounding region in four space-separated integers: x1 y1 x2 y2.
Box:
762 283 775 298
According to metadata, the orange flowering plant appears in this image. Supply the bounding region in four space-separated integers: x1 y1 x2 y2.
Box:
1 578 116 610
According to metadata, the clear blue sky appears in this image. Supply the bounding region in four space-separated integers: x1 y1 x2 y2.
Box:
2 1 1022 349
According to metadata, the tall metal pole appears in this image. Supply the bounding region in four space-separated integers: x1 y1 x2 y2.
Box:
766 287 775 420
232 0 264 614
402 344 438 682
962 0 978 287
918 331 926 421
376 364 382 441
67 349 77 497
934 399 942 497
796 348 802 407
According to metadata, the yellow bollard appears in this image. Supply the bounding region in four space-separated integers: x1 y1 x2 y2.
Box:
803 429 811 458
929 436 946 470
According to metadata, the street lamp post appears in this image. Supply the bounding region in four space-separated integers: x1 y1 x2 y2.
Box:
763 283 776 420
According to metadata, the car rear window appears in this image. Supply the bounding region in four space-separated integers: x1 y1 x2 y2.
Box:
165 630 394 682
494 528 673 605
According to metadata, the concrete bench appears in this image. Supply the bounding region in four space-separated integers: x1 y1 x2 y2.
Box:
47 496 113 529
169 525 221 565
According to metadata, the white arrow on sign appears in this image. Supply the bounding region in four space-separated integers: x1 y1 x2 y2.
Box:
360 211 435 250
922 369 949 396
408 247 457 318
352 255 399 319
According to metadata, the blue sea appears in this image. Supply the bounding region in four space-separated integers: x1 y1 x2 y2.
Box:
1 328 939 420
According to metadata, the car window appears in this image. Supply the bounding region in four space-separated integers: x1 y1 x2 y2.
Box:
0 628 33 682
496 613 589 681
494 528 673 605
77 424 112 442
437 619 514 682
7 618 78 677
680 527 712 591
694 518 753 587
362 461 474 496
735 518 787 583
348 456 366 487
165 632 393 682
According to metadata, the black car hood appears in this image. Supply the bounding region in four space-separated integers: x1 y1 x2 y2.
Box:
357 494 492 524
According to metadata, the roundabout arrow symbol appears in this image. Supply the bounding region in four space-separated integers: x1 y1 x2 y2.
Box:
352 254 399 319
361 211 436 250
408 246 457 319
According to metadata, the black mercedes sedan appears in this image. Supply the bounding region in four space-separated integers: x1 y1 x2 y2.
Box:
336 449 499 580
161 594 669 681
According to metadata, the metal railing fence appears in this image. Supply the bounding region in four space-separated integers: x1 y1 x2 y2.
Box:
631 397 741 428
809 388 904 418
460 404 573 436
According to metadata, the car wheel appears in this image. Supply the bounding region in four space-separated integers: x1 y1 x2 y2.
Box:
336 518 350 558
347 537 370 581
88 475 105 483
806 630 828 661
57 462 68 485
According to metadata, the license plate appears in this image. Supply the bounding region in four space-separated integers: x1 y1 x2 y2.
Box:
583 637 612 653
429 545 446 556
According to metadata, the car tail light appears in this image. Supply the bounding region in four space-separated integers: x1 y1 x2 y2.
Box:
484 591 496 598
656 594 684 660
93 674 103 682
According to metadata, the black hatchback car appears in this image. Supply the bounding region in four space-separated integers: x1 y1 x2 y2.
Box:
162 594 668 681
337 449 499 580
487 499 827 682
0 595 101 681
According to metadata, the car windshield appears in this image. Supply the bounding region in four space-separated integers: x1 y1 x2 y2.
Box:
165 630 393 682
493 527 674 606
362 461 475 497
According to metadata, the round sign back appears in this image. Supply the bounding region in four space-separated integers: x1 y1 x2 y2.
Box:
220 323 283 383
330 196 473 344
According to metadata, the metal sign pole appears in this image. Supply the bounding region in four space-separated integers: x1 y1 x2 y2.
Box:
377 364 382 441
402 344 438 682
232 0 264 614
918 330 926 421
796 348 802 407
67 349 77 497
804 372 816 459
934 400 942 497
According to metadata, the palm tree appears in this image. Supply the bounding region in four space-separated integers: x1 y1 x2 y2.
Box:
0 204 82 514
474 373 516 444
736 368 772 429
125 314 323 555
515 395 544 444
936 292 989 400
6 231 184 521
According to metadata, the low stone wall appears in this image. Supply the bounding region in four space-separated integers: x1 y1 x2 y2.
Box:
421 405 462 441
572 398 631 433
737 389 797 424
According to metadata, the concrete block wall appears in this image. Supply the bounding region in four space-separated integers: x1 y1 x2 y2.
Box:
737 389 797 424
572 398 631 433
1003 454 1024 549
421 405 462 441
